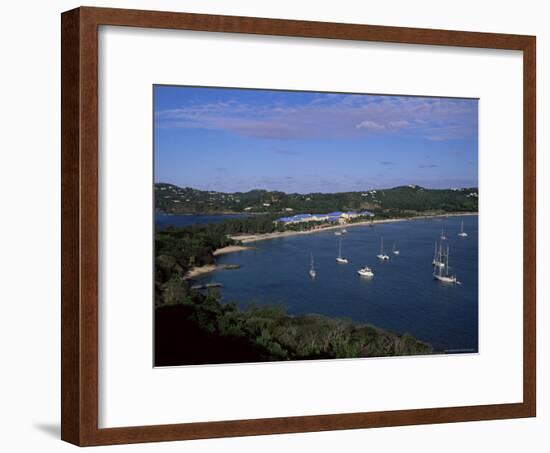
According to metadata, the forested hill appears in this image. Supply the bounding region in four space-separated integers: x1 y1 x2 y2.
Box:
155 183 478 215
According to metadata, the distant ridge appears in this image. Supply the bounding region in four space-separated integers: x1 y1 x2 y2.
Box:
155 183 478 215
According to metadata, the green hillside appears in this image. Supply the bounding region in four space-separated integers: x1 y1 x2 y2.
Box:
155 183 478 215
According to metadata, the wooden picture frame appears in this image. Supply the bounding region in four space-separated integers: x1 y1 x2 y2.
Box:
61 6 536 446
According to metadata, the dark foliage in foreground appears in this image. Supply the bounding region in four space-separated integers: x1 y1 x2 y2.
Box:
155 290 432 366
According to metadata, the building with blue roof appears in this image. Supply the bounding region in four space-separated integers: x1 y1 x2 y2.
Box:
276 210 374 225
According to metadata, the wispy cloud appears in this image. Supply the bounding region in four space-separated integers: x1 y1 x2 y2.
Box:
356 120 385 130
418 164 438 169
388 120 410 128
155 93 477 142
379 161 396 166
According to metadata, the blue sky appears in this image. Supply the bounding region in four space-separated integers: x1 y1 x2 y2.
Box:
154 86 478 193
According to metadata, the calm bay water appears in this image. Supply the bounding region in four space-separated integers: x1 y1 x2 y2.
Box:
198 215 478 353
155 213 247 229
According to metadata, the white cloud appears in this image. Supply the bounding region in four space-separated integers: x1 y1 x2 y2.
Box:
155 91 477 141
389 120 410 128
356 120 385 130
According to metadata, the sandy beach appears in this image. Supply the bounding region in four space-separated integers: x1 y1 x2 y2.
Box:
213 245 254 256
231 212 478 244
185 264 219 279
185 246 251 279
185 262 242 279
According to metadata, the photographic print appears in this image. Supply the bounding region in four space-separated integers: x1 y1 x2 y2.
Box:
153 86 478 367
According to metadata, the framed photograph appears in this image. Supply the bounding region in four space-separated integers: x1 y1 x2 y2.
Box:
61 6 536 446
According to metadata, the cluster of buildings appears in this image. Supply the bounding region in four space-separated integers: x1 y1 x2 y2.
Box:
275 210 374 225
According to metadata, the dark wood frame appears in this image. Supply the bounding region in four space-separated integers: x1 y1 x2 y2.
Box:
61 6 536 446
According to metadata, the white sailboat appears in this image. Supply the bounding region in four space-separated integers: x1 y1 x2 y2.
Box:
392 242 400 255
458 220 468 237
433 245 458 284
376 237 389 260
341 229 348 234
432 242 445 268
440 226 447 240
334 231 342 236
336 236 348 264
309 253 316 278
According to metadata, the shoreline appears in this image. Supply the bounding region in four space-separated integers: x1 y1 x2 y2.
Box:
213 245 254 256
186 246 252 279
231 212 478 244
184 212 477 278
186 245 252 278
185 264 219 279
185 262 241 279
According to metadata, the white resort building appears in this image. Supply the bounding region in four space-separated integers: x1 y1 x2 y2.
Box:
275 210 373 225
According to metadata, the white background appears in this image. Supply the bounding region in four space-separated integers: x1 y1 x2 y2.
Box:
99 26 523 428
0 0 547 451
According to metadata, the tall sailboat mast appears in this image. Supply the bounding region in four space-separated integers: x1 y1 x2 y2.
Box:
435 244 442 277
376 236 389 260
458 220 468 237
309 252 316 278
433 244 457 283
336 236 348 263
392 241 400 255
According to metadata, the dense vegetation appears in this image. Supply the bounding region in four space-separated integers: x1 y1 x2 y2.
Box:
156 183 478 215
155 227 433 366
155 225 235 294
156 295 432 366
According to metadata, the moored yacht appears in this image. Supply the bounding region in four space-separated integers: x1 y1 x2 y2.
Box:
357 266 374 277
309 253 316 278
433 245 458 284
392 242 400 255
336 236 349 264
376 237 389 260
458 220 468 237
